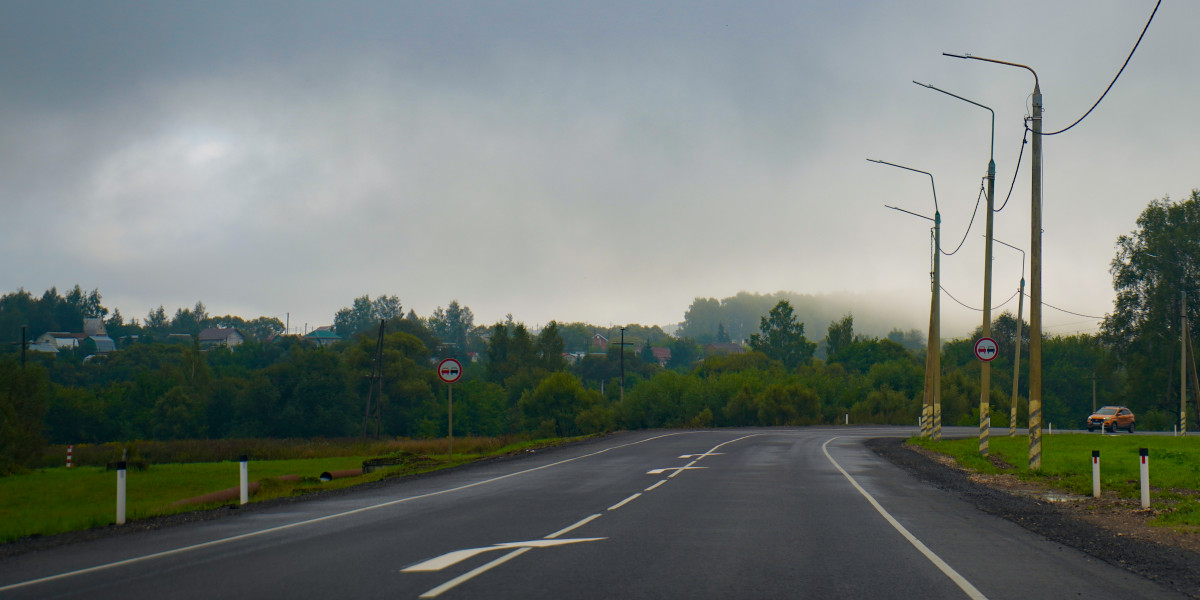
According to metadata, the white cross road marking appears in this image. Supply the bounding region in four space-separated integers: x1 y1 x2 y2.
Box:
403 538 606 572
646 467 707 475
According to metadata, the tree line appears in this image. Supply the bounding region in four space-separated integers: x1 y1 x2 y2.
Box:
2 191 1198 475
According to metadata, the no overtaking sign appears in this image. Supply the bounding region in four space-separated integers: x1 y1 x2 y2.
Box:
438 358 463 383
974 337 998 362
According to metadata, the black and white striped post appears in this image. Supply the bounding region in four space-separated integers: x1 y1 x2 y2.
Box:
1139 448 1150 509
116 461 127 525
239 455 249 505
1091 451 1100 498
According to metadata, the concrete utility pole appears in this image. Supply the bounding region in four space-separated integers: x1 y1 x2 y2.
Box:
945 52 1042 469
914 82 995 454
872 159 941 439
1184 291 1188 435
995 237 1025 437
1011 277 1025 436
1029 81 1044 469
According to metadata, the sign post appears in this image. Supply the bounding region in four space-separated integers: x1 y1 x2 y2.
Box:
438 358 463 462
973 337 998 362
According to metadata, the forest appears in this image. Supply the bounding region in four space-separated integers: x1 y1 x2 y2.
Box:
2 192 1198 475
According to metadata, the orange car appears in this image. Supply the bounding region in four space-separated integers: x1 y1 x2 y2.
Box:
1086 406 1135 433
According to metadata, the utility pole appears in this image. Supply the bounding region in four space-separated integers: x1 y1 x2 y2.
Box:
932 214 942 440
913 81 994 453
1092 372 1097 413
944 53 1042 469
872 159 941 439
1010 277 1024 436
361 319 386 437
614 327 635 402
1183 290 1188 435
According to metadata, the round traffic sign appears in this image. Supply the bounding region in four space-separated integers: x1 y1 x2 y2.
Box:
973 337 998 362
437 358 463 383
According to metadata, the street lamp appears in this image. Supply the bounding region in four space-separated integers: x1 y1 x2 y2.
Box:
995 237 1025 437
915 81 996 457
871 159 941 440
945 52 1043 470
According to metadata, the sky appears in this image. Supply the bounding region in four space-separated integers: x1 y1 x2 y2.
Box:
2 0 1195 339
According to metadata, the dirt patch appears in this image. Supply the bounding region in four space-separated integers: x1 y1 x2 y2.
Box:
870 438 1200 599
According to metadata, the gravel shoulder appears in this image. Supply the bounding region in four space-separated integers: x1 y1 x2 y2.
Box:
868 437 1200 599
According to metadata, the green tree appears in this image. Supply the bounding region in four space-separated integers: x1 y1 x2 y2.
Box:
1103 191 1200 422
335 294 404 338
748 301 816 369
518 372 604 437
0 359 49 474
825 314 855 361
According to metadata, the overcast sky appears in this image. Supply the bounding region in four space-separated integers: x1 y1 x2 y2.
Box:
2 1 1194 338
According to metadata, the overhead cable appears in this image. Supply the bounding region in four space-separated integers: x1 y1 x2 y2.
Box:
941 181 985 256
1041 0 1161 136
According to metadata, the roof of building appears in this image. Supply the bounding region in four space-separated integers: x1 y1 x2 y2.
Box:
305 329 341 340
199 328 242 341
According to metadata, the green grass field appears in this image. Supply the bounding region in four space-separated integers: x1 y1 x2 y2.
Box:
1 437 570 543
911 433 1200 528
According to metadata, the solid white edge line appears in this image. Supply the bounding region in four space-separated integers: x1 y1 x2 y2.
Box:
0 432 695 593
821 437 989 600
545 514 602 539
419 547 532 598
644 479 668 492
607 493 642 511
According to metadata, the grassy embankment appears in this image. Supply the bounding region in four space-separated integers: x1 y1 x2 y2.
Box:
911 433 1200 528
1 436 573 544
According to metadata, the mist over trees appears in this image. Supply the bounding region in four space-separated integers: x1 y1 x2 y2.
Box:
2 191 1199 472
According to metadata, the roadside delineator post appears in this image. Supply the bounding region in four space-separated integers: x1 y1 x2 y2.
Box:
116 461 127 525
1091 451 1100 498
67 444 73 469
239 455 249 505
1139 448 1150 509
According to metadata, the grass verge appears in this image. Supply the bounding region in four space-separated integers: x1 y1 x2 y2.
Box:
910 433 1200 528
2 436 577 543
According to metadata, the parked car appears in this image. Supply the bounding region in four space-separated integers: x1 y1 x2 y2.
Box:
1086 406 1135 433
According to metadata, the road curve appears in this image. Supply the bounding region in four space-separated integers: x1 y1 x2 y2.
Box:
0 427 1186 599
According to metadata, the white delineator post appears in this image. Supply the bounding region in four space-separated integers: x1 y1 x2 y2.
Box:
67 444 73 469
1091 451 1100 498
1139 448 1150 509
116 461 127 525
239 455 249 505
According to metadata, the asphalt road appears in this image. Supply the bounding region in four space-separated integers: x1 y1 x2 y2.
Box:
0 427 1188 599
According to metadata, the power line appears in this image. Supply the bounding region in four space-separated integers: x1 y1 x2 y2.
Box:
1041 0 1161 136
993 129 1027 213
1024 291 1105 320
940 286 1020 313
940 180 985 256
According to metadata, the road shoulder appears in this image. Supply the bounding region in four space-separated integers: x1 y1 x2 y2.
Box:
868 437 1200 599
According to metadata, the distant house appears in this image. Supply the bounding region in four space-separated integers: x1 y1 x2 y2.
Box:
34 324 116 354
650 347 672 367
35 332 82 350
304 326 341 348
198 327 246 349
592 334 609 351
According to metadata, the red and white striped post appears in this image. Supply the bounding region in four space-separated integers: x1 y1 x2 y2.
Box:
1139 448 1150 509
66 445 73 469
1091 450 1100 498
